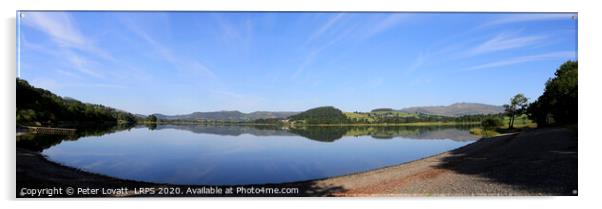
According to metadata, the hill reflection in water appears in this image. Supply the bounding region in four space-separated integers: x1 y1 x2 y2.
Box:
154 124 479 142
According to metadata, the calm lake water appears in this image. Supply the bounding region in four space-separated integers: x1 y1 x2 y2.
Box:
25 125 478 185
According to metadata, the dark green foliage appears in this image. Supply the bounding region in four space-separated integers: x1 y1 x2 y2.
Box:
288 126 349 142
17 123 134 152
454 113 504 123
289 106 349 124
16 78 137 126
481 117 503 131
356 112 501 124
371 108 394 112
146 115 158 123
253 118 285 124
145 123 157 130
528 61 578 126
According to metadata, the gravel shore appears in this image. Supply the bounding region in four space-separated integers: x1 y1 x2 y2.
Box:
311 127 577 196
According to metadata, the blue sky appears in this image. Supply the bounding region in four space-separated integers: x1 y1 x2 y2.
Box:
17 12 577 115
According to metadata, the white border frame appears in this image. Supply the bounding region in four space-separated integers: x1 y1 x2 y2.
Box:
2 0 600 209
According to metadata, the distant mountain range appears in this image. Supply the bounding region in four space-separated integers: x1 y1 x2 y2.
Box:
396 102 504 117
15 78 504 125
151 111 299 121
148 103 502 122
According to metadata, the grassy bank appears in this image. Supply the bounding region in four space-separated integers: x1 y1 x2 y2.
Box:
469 127 500 137
469 114 537 137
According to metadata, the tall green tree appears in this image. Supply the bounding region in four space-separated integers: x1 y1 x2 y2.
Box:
503 94 528 129
146 115 158 123
528 61 578 126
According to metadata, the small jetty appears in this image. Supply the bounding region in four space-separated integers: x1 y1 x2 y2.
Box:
20 126 76 135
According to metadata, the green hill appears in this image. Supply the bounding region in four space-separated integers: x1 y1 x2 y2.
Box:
288 106 349 124
16 78 137 127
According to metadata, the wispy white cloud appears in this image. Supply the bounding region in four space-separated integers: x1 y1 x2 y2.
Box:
404 52 427 75
294 14 362 79
62 50 105 78
305 13 346 45
56 69 80 78
21 34 105 79
21 12 120 79
213 14 254 54
464 32 546 57
304 13 412 47
362 13 412 39
215 15 248 42
292 50 324 79
294 13 412 79
465 51 576 71
188 60 217 80
22 12 85 46
389 15 567 77
482 13 575 27
293 24 358 79
412 14 575 70
123 18 217 80
22 12 115 61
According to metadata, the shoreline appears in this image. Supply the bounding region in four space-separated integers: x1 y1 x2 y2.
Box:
16 127 577 197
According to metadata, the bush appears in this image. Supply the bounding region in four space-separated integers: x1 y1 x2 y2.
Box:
482 117 503 129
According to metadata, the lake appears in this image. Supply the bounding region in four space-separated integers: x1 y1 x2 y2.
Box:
20 125 479 185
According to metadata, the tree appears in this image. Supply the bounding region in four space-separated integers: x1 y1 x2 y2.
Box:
146 115 158 123
527 61 578 126
503 94 528 129
481 117 503 137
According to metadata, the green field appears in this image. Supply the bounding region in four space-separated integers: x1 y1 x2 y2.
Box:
500 114 537 129
344 111 432 123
